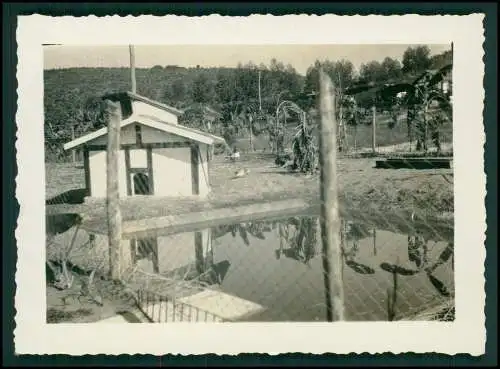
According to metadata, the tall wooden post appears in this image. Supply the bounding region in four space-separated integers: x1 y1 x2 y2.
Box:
318 69 345 322
105 100 123 280
129 45 137 94
258 70 262 112
372 105 377 154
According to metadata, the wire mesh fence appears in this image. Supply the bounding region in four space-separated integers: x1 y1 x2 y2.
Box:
44 73 454 324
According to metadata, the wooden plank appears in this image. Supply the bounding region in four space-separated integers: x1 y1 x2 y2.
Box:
191 144 200 195
124 147 132 196
129 167 149 173
122 198 313 237
375 158 453 169
83 148 91 196
147 147 155 195
77 196 453 243
87 141 192 151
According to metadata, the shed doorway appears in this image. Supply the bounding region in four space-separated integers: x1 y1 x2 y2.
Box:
133 172 151 195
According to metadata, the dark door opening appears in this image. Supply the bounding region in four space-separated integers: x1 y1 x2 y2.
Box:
133 172 151 195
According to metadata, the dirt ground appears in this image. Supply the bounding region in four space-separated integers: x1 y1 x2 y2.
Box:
45 272 139 323
46 154 454 224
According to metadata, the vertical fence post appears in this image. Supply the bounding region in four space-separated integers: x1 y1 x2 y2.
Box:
105 99 123 280
372 105 377 154
71 125 76 163
318 69 345 322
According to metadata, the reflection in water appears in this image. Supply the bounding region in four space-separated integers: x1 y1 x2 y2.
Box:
341 220 376 275
120 214 454 322
379 232 454 298
275 217 318 265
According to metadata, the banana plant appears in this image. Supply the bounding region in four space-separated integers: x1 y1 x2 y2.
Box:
345 64 453 153
382 64 453 153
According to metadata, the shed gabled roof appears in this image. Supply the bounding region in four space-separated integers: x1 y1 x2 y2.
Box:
102 91 184 117
63 114 226 151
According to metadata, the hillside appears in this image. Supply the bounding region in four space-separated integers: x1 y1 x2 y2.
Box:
44 65 305 140
44 47 453 161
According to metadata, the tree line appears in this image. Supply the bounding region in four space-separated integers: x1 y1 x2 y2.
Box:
44 45 451 161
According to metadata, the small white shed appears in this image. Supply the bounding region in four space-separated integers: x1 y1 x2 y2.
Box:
63 92 226 198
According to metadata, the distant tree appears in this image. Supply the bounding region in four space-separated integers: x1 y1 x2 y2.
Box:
163 78 186 105
402 45 432 75
430 49 453 70
269 58 285 73
191 73 213 103
381 57 403 81
359 61 385 83
304 59 355 94
150 65 164 72
214 69 237 105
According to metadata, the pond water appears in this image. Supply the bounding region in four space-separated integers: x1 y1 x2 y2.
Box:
121 215 454 322
46 212 454 322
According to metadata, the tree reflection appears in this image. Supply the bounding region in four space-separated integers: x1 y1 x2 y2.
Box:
380 234 454 298
275 217 319 265
340 220 375 275
212 222 272 245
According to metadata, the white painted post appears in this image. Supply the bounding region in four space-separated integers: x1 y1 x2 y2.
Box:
318 69 345 322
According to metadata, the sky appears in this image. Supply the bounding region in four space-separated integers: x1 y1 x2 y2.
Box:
43 44 451 76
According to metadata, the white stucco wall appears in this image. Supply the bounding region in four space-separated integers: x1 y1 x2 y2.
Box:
85 122 213 198
132 101 179 125
88 150 127 197
152 147 192 197
88 146 199 198
129 148 147 168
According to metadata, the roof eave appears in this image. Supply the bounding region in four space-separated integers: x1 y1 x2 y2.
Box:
126 91 185 116
63 115 226 150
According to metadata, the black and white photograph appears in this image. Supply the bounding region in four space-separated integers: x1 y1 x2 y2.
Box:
14 14 486 356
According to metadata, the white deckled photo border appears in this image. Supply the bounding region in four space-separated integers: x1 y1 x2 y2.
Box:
15 14 486 355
